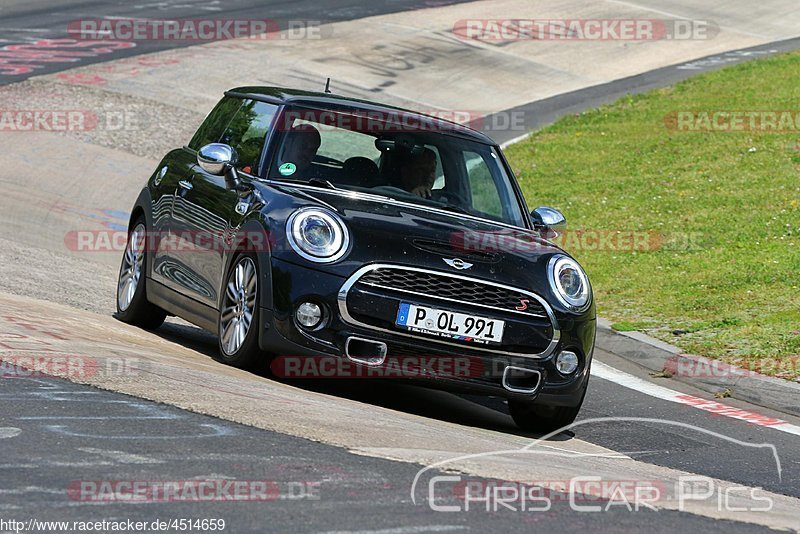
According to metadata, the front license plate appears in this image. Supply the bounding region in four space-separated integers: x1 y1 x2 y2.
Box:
395 303 505 345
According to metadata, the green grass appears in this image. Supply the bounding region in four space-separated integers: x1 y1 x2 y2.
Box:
505 51 800 380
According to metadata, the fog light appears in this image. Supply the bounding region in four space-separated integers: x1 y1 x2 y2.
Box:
296 302 322 329
556 350 579 375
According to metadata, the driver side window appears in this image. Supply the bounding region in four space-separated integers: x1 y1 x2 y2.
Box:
464 151 503 218
219 100 277 175
188 96 242 151
188 97 277 175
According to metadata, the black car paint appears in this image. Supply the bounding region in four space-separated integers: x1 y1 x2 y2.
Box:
127 88 596 406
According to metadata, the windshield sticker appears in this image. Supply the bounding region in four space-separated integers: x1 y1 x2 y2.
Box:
279 162 297 176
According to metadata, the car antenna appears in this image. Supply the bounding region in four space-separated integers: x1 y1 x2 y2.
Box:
324 77 332 94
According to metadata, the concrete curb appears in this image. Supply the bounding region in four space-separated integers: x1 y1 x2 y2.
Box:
596 318 800 418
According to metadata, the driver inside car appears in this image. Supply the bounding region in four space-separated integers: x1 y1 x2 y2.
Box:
281 123 321 175
399 148 437 199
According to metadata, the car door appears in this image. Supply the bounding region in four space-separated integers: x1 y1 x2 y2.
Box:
166 98 278 308
169 165 239 307
149 148 198 291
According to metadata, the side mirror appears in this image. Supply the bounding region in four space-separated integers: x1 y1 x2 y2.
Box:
531 206 567 233
197 143 238 176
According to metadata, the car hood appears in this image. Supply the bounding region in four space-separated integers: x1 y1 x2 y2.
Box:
261 183 572 297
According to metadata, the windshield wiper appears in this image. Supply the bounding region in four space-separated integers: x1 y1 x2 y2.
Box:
307 178 338 190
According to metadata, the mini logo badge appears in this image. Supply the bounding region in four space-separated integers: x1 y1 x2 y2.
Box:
443 258 473 270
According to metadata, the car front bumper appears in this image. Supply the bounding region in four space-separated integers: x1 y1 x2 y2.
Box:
259 258 595 406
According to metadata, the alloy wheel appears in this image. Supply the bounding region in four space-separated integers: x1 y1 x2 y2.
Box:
220 257 258 355
117 223 146 312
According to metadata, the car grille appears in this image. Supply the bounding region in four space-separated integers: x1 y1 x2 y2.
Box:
355 266 548 318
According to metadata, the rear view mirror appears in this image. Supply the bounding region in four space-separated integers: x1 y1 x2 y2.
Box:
197 143 237 176
531 206 567 233
375 138 395 152
375 135 424 155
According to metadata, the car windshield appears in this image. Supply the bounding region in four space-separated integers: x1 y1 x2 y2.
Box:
266 106 527 227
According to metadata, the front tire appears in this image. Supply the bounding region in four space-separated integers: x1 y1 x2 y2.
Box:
508 376 589 434
115 217 167 330
508 400 583 434
215 253 262 369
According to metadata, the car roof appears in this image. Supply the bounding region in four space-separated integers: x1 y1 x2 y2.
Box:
225 86 497 145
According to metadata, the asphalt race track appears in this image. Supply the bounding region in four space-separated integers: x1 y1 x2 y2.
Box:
1 1 800 532
0 0 473 85
3 374 789 533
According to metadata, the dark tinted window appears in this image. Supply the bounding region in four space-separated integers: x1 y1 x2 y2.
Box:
266 108 525 226
189 97 277 174
219 100 277 174
188 96 242 151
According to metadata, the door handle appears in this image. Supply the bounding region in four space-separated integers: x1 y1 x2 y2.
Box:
178 180 193 191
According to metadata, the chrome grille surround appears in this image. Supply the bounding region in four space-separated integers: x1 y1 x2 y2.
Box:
337 264 560 359
356 267 548 318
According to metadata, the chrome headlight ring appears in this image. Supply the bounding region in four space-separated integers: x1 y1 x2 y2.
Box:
547 255 591 312
286 207 350 263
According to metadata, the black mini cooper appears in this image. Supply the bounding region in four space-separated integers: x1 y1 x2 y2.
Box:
116 87 595 432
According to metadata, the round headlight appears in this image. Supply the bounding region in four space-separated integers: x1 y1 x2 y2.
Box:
548 255 591 311
287 208 350 263
555 350 580 375
296 302 323 329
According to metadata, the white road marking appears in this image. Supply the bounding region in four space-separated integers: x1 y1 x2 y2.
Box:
102 16 152 21
0 427 21 439
592 360 800 436
0 486 63 495
500 131 532 148
0 28 50 33
44 422 232 439
77 447 164 464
